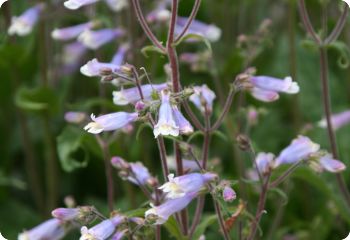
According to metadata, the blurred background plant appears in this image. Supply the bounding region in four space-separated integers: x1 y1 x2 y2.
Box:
0 0 350 239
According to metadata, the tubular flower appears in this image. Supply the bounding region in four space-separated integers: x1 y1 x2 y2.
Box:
111 229 128 240
80 58 120 77
78 28 124 50
52 22 93 41
62 42 88 75
166 156 201 172
105 0 128 12
274 136 320 167
318 154 346 173
222 186 237 202
318 110 350 130
8 4 44 36
189 85 216 113
52 206 96 224
153 90 179 138
64 0 99 10
111 44 129 65
113 83 167 105
255 152 275 175
172 106 193 134
146 0 170 23
84 112 138 134
18 219 67 240
64 111 87 124
250 76 299 94
175 17 222 42
159 173 217 199
250 87 279 102
145 192 197 224
80 215 125 240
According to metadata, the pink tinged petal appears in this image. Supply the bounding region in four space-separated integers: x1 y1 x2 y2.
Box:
78 28 124 50
104 0 128 12
250 76 299 94
255 152 275 174
222 186 236 202
319 155 346 173
154 91 179 138
80 58 120 77
318 110 350 130
145 192 197 224
8 4 44 36
128 162 152 185
250 87 279 102
172 106 193 134
52 208 80 221
52 22 92 41
111 44 129 65
113 83 167 105
189 85 216 113
275 135 320 166
64 0 99 10
84 112 138 134
18 219 66 240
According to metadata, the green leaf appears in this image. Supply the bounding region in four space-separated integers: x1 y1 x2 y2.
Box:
175 33 212 53
57 126 90 172
125 208 147 218
136 123 152 141
15 86 59 114
212 130 228 142
192 214 218 240
164 216 188 240
141 45 166 58
300 39 318 52
327 41 350 69
269 187 289 206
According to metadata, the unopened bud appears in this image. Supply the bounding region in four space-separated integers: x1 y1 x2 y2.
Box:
135 101 146 111
236 134 251 151
147 177 158 187
99 67 113 76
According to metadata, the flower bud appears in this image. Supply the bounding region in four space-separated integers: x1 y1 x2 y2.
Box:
236 134 251 151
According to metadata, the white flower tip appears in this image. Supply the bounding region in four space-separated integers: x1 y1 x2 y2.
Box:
64 0 81 10
206 25 222 42
318 119 327 128
112 91 129 106
284 76 300 94
84 122 103 134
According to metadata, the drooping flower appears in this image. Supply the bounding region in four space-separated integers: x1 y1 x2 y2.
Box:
250 76 299 94
159 173 217 199
153 90 179 138
64 111 87 124
52 22 93 41
18 219 67 240
318 110 350 130
111 44 129 65
175 17 221 42
113 83 168 105
145 192 197 224
105 0 128 12
189 85 216 114
318 154 346 173
222 186 236 202
172 106 193 135
84 112 138 134
80 58 121 77
274 136 320 167
78 28 124 50
255 152 275 175
80 215 125 240
250 87 279 102
64 0 99 10
8 3 44 36
52 206 96 224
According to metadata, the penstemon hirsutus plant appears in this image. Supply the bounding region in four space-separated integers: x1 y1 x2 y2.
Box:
4 0 350 239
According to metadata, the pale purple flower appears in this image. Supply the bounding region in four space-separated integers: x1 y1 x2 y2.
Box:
64 0 99 10
167 156 201 172
175 17 221 42
172 106 193 134
146 1 170 23
128 162 152 185
8 4 44 36
250 87 279 102
84 112 138 134
80 215 125 240
104 0 128 12
113 83 167 105
80 58 121 77
62 42 88 75
78 28 124 50
250 76 299 94
318 110 350 130
18 219 66 240
153 90 179 138
189 85 216 113
319 154 346 173
274 136 320 167
52 208 80 221
255 152 275 175
52 22 93 41
111 229 128 240
159 173 217 199
247 107 259 126
64 111 87 123
145 192 197 224
111 44 129 65
222 186 236 202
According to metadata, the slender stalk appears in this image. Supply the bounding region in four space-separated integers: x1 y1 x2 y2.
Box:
297 0 321 44
188 196 205 237
324 4 349 45
247 173 271 240
156 137 170 182
182 100 205 131
130 0 166 51
213 199 231 240
269 161 302 188
174 0 202 42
